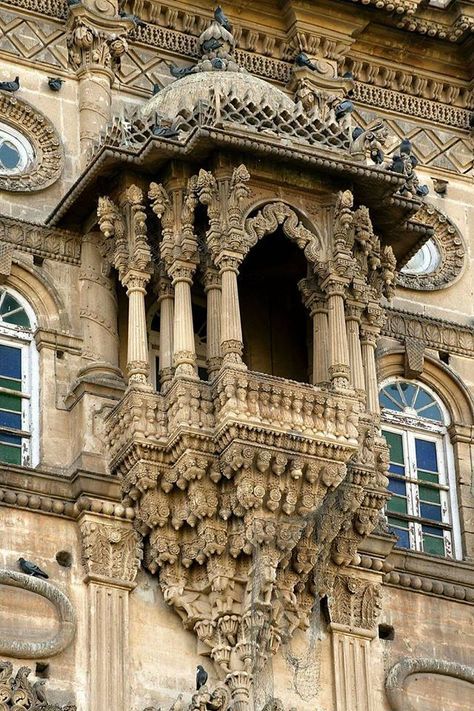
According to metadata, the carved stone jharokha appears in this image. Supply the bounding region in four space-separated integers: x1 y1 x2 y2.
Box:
100 156 395 708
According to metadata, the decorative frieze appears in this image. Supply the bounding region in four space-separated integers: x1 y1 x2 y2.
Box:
383 307 474 357
0 216 80 263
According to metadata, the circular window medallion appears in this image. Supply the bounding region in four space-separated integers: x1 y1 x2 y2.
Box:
398 203 466 291
0 95 63 192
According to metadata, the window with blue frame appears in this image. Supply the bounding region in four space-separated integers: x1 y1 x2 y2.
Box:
380 380 457 558
0 289 34 467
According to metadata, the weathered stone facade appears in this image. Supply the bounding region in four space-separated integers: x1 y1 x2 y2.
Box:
0 0 473 709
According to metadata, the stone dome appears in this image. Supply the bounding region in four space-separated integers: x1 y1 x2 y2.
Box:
141 70 295 119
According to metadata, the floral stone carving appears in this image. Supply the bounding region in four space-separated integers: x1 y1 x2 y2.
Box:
0 661 76 710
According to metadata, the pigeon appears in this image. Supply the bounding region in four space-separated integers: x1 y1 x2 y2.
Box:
342 71 354 79
352 126 364 140
399 138 412 155
211 57 225 69
334 99 354 120
196 665 208 690
48 77 63 92
295 52 316 70
152 124 179 138
0 76 19 93
18 557 49 578
33 680 48 704
202 37 223 53
152 83 161 95
119 11 146 26
416 184 429 197
67 0 81 5
214 6 231 31
390 155 405 173
169 65 195 79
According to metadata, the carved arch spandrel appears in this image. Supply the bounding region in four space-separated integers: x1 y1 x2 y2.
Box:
385 657 474 711
0 569 76 658
398 203 466 291
244 201 323 266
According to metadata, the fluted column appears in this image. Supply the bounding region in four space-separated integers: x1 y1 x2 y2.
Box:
79 514 141 711
299 278 330 386
360 325 379 414
346 302 365 394
169 261 197 377
157 275 174 387
203 266 222 378
217 252 246 369
325 279 350 389
124 271 150 386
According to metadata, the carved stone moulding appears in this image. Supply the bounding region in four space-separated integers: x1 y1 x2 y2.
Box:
0 95 63 192
397 203 466 290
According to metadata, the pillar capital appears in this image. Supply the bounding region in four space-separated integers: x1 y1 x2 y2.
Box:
169 260 196 286
79 514 142 589
216 251 243 274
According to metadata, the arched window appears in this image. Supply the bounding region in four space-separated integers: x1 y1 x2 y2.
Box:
0 288 37 467
380 378 461 558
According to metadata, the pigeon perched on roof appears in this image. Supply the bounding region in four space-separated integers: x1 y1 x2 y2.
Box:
214 6 231 31
152 83 161 95
18 558 49 578
119 11 145 26
399 138 412 155
0 76 19 93
196 665 208 690
202 37 224 53
66 0 81 5
352 126 364 140
295 52 317 71
152 124 179 138
170 65 195 79
48 77 63 92
334 99 354 120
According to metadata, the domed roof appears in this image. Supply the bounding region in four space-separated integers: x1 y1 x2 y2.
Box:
142 70 295 119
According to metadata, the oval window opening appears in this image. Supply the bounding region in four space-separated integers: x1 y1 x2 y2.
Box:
0 122 34 175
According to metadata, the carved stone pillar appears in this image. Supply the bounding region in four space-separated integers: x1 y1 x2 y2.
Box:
328 572 382 711
360 325 379 415
346 302 365 394
203 266 222 378
66 6 131 164
299 277 329 385
124 271 151 386
79 232 121 379
79 514 142 711
170 261 198 377
325 279 350 388
157 274 174 387
217 252 245 369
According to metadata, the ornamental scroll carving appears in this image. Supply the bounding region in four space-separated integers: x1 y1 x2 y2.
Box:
80 520 142 583
0 95 63 192
398 203 466 290
0 661 76 710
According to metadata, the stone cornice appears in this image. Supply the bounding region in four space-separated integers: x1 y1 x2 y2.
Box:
383 306 474 357
0 214 81 264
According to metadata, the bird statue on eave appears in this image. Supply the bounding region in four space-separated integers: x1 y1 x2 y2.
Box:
214 6 232 31
196 665 208 690
18 557 49 578
0 76 19 93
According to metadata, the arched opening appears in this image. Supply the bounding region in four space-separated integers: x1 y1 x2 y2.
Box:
239 228 310 382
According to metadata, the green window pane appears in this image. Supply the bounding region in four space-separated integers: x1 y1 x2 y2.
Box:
0 292 30 328
419 485 441 504
382 430 404 464
418 470 439 484
387 497 408 514
422 534 445 556
0 392 21 412
0 442 21 465
0 376 22 392
387 516 409 529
